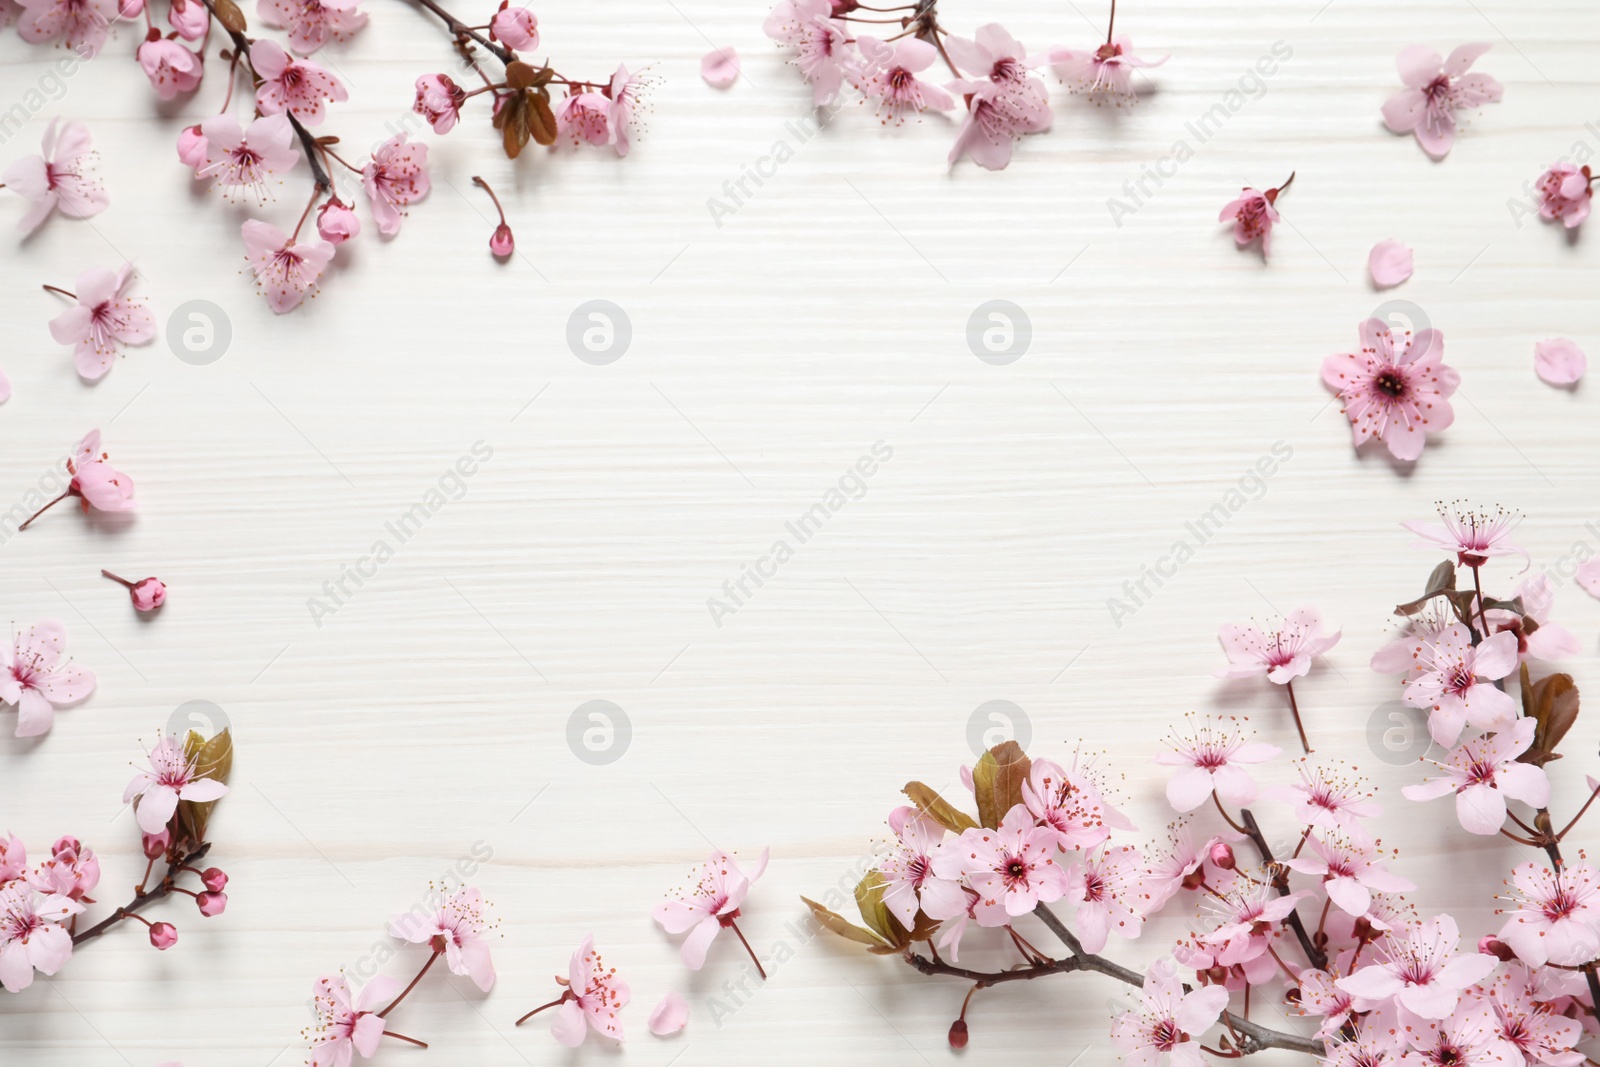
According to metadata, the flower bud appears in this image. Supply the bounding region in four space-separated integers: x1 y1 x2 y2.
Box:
317 199 361 245
52 836 82 857
1208 842 1236 871
947 1020 969 1049
489 3 538 50
177 125 208 170
131 577 167 612
490 223 514 257
142 829 171 860
197 890 227 917
201 867 228 892
1478 935 1515 962
149 921 179 950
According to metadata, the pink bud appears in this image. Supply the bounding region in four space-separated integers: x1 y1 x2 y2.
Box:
196 891 227 917
317 199 361 245
490 223 514 257
149 921 179 950
51 836 82 857
1208 842 1236 871
142 830 171 860
201 867 228 892
131 577 167 612
1478 935 1515 962
489 5 538 50
947 1020 968 1049
120 0 145 15
176 124 207 170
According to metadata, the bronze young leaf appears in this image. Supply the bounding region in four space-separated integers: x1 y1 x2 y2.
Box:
972 741 1031 830
902 781 978 834
175 728 232 849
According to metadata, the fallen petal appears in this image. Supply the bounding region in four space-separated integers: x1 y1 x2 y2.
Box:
649 991 689 1036
701 46 740 89
1368 238 1414 288
1534 337 1586 386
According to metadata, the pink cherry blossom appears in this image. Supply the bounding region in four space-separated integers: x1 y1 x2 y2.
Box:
307 972 401 1067
1321 319 1458 461
851 37 954 124
877 806 951 929
1063 844 1145 952
1383 44 1502 159
1536 163 1591 229
129 577 167 612
389 886 497 991
946 804 1068 924
251 39 347 126
138 39 204 101
316 197 360 244
0 835 25 882
2 118 109 233
14 0 116 57
1050 36 1166 105
1401 625 1519 746
763 0 850 106
1534 338 1586 387
1110 959 1230 1067
413 74 465 134
257 0 367 54
1403 504 1525 569
702 46 740 88
167 0 206 39
69 428 136 515
554 92 612 147
1401 997 1519 1065
1296 968 1357 1040
947 80 1050 170
1487 963 1586 1065
946 25 1052 137
1272 759 1381 832
1496 862 1600 968
1337 914 1497 1020
1284 830 1415 917
1218 186 1281 255
652 847 768 970
123 734 230 835
1193 879 1308 968
648 991 687 1036
0 880 81 992
26 838 97 902
1 619 96 738
488 2 536 51
198 113 301 202
1216 607 1340 684
917 874 978 961
1021 755 1113 852
1369 238 1414 288
1371 604 1456 680
545 936 629 1046
363 133 429 236
177 124 207 170
1155 714 1280 813
1404 718 1549 835
241 219 335 313
608 65 650 158
48 263 156 380
1486 575 1580 662
1143 822 1221 911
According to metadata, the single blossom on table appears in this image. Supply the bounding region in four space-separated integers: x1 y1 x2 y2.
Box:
1321 319 1458 461
648 990 688 1036
124 734 230 835
1368 238 1414 288
363 133 430 236
1495 861 1600 967
306 972 402 1067
701 46 740 88
47 263 156 381
489 2 537 50
389 885 497 991
652 847 769 972
1283 830 1415 917
251 39 348 126
1403 718 1549 835
198 113 301 203
1400 624 1519 746
1219 173 1293 257
1402 503 1525 569
1110 959 1230 1067
258 0 368 55
1050 36 1166 106
1535 162 1592 229
137 39 205 101
1155 714 1280 813
2 118 109 233
851 37 954 124
1382 43 1502 158
1534 338 1586 387
1 619 96 737
1336 914 1497 1021
14 0 116 57
414 74 467 135
241 219 335 313
0 880 82 992
762 0 851 107
944 804 1068 924
517 935 630 1046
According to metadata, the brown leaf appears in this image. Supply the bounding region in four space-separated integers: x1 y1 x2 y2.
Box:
176 728 232 848
494 94 528 158
800 896 890 949
1520 667 1579 766
854 871 904 948
902 781 977 834
972 741 1030 829
504 61 539 90
1394 561 1456 616
212 0 247 33
527 95 557 147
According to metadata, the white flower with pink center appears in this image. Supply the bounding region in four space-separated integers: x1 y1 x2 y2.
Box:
1216 607 1341 684
946 804 1067 925
1063 843 1145 952
1 118 109 233
0 881 82 992
1382 43 1502 159
123 735 230 835
1401 624 1519 746
1 619 95 738
198 113 301 203
652 847 769 970
877 806 953 930
1049 35 1167 105
1496 861 1600 968
389 886 497 991
1487 963 1586 1065
307 972 399 1067
1110 959 1230 1067
1284 830 1415 917
1273 759 1381 832
1402 718 1549 835
48 263 156 381
1337 914 1498 1020
1403 503 1526 568
1155 714 1281 813
762 0 849 106
1021 755 1113 852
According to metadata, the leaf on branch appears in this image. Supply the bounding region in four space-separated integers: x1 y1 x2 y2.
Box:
1519 664 1579 767
902 781 977 834
176 728 232 848
1394 560 1457 616
800 895 892 951
504 61 539 90
527 94 557 147
494 94 530 158
972 740 1030 829
212 0 247 33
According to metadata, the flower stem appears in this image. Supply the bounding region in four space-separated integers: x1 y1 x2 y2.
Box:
1284 679 1312 754
18 489 73 531
41 284 76 299
407 0 514 65
382 1030 429 1049
72 843 212 946
472 176 507 225
377 950 440 1017
101 569 135 589
514 994 570 1026
1105 0 1116 44
728 918 768 979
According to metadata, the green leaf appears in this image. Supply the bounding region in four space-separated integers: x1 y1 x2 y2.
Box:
176 728 232 848
971 741 1030 829
801 896 891 950
902 781 977 834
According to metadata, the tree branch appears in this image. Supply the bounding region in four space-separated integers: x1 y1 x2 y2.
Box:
71 842 212 946
407 0 514 65
1238 808 1329 971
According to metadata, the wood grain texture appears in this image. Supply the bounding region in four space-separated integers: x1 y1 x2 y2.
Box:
1 0 1598 1063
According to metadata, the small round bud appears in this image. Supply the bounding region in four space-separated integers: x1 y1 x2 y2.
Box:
1208 842 1236 871
149 922 179 950
131 577 167 612
142 830 171 860
947 1020 969 1049
51 836 82 857
197 891 227 917
1478 936 1515 962
201 867 228 892
490 223 514 258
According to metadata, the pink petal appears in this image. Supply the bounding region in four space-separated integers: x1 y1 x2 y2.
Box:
15 689 56 737
1577 558 1600 599
1382 88 1428 132
1396 45 1444 88
1165 766 1217 813
678 915 721 969
700 46 740 88
551 999 588 1047
648 991 688 1035
1442 42 1492 77
1535 338 1586 386
1368 239 1414 288
1455 783 1507 835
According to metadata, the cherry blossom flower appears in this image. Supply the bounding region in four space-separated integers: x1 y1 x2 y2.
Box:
1110 959 1230 1067
1534 338 1586 387
241 219 335 313
917 875 978 961
137 39 204 101
1382 44 1502 158
945 804 1068 924
1535 163 1591 229
554 92 612 147
1401 997 1519 1065
763 0 850 106
1218 183 1285 256
1369 238 1414 288
702 46 740 88
0 880 82 992
1403 504 1525 568
1271 759 1381 832
1487 963 1586 1065
47 263 156 380
488 2 536 51
1215 607 1340 684
1050 36 1166 106
1321 319 1458 461
608 65 651 158
123 734 230 835
1144 822 1221 910
648 991 687 1036
851 37 954 124
877 807 951 929
103 571 166 612
363 133 429 236
1404 719 1549 835
1155 714 1280 813
2 118 109 233
948 81 1050 170
1371 604 1455 680
0 835 24 882
69 428 136 516
413 74 466 134
1063 844 1145 952
1496 861 1600 967
316 198 359 245
26 837 98 901
14 0 116 57
1486 575 1580 662
177 124 207 170
1296 968 1357 1040
652 847 769 970
547 936 630 1046
1 619 95 737
251 39 347 126
258 0 367 54
389 886 497 991
1283 830 1415 917
1322 1023 1400 1066
1337 914 1497 1020
1192 879 1308 972
167 0 206 39
1021 755 1112 852
1401 625 1519 746
307 972 401 1067
198 113 300 202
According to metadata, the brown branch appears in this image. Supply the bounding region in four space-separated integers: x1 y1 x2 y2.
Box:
407 0 514 65
71 842 212 946
1237 808 1329 971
